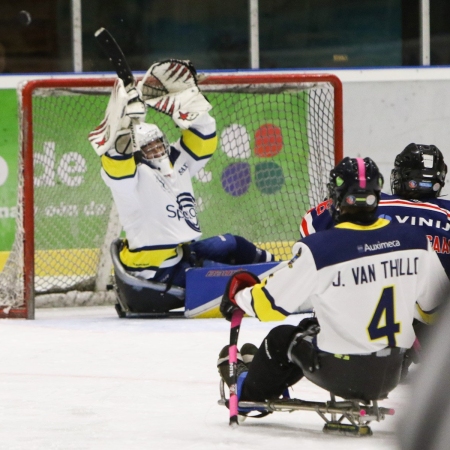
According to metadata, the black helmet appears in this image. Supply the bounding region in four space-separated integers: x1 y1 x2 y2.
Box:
391 143 447 199
328 157 384 221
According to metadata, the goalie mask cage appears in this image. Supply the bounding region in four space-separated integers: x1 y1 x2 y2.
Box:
2 72 342 319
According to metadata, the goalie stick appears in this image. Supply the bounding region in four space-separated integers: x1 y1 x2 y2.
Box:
94 28 134 88
94 27 140 152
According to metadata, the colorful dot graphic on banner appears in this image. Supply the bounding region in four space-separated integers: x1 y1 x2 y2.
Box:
220 123 285 196
254 124 283 158
221 162 251 196
255 161 285 194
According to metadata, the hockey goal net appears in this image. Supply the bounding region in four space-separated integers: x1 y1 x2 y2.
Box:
1 72 342 319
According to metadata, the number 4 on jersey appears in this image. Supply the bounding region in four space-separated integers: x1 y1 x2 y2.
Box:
368 286 400 347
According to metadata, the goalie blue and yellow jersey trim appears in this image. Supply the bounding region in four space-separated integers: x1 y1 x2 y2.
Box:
180 128 217 160
120 243 181 272
101 153 137 179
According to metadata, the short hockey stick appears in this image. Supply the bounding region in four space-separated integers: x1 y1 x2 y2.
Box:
225 250 304 426
94 27 140 152
228 308 244 426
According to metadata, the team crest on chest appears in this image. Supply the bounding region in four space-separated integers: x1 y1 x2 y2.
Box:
177 192 200 232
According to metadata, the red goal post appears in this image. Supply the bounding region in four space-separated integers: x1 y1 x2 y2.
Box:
2 72 343 319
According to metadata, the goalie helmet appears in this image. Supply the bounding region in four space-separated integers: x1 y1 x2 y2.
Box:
390 143 447 199
328 157 384 222
135 123 173 177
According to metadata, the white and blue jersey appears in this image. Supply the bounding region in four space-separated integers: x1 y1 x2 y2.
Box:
235 219 450 355
300 192 450 277
100 113 217 279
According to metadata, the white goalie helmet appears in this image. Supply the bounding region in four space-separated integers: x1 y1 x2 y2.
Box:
135 122 173 176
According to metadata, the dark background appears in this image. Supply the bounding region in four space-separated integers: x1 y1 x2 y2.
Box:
0 0 449 73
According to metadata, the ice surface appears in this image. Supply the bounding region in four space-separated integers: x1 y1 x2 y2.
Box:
0 306 406 449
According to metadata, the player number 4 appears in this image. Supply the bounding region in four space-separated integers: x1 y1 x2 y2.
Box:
367 286 400 347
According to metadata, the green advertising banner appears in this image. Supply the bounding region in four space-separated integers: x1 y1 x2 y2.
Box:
0 89 19 257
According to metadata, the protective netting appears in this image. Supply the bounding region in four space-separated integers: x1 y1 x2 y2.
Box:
1 74 341 316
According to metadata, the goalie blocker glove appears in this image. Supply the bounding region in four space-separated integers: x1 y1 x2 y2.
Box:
220 270 260 321
88 79 131 156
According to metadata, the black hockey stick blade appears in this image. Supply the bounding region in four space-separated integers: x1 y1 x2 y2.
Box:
95 27 134 88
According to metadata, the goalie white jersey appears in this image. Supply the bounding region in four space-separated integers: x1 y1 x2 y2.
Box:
100 114 217 279
235 219 450 355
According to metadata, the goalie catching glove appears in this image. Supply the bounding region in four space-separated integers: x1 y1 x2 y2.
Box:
145 59 198 94
220 270 261 321
138 59 211 130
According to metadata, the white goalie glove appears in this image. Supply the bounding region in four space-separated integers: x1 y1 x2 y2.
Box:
138 59 212 130
88 79 146 156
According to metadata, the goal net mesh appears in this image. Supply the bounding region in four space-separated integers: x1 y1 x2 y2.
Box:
0 74 341 316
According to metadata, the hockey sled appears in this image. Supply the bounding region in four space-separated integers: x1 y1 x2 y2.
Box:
218 379 395 436
110 238 281 318
110 239 185 318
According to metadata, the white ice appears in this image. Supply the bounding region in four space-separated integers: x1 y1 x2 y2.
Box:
0 306 407 450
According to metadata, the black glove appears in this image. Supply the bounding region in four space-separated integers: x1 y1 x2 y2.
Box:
220 270 260 321
297 316 319 332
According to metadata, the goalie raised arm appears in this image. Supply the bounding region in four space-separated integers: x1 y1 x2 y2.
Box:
88 59 276 293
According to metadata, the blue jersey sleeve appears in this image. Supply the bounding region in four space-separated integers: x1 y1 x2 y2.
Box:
299 199 334 238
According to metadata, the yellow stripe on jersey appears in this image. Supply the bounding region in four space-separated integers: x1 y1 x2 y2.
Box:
251 281 287 321
120 244 180 270
415 303 436 324
181 128 217 159
101 153 136 179
335 217 390 231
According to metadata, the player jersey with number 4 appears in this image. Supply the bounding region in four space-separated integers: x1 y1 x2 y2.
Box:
235 219 449 355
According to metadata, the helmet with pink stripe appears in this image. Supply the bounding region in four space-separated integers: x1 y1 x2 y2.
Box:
328 157 384 221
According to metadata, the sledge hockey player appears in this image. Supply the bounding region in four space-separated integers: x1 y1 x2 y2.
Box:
89 60 274 289
218 157 450 413
301 144 450 277
299 144 450 380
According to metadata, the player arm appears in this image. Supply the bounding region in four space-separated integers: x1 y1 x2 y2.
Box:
173 113 218 174
89 78 147 187
139 59 217 174
234 244 317 321
415 246 450 324
299 199 334 238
